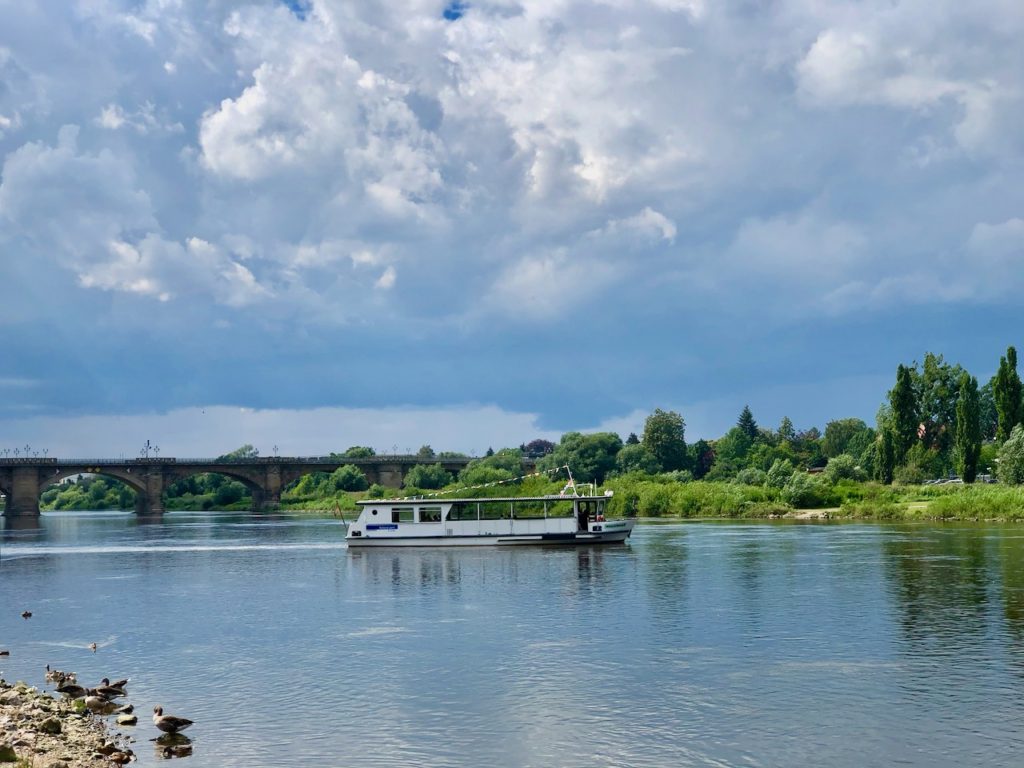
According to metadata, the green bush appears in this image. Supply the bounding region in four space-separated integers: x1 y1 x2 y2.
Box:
331 465 369 492
403 463 451 490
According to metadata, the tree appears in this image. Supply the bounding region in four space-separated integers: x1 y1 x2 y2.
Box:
777 417 796 444
538 432 623 484
822 418 871 458
979 380 998 440
615 444 662 475
416 445 435 458
876 429 895 484
890 364 919 463
994 346 1023 442
689 439 715 479
404 463 451 490
737 406 759 441
823 453 865 483
997 424 1024 484
954 373 982 483
913 352 964 460
344 446 375 458
641 408 687 472
522 439 556 458
625 433 640 445
766 459 795 488
331 465 369 492
218 444 259 461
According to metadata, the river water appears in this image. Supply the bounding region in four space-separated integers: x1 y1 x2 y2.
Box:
2 512 1024 767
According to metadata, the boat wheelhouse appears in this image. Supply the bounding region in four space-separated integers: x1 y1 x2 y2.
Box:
345 493 634 547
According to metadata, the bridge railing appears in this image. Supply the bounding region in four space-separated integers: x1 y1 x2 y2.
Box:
1 455 479 467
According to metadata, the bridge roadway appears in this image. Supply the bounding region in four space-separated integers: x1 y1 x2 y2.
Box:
0 455 478 517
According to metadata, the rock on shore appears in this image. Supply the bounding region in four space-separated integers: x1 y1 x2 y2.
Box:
0 679 131 767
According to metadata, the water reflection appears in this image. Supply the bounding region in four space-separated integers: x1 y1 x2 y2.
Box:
1 513 1023 767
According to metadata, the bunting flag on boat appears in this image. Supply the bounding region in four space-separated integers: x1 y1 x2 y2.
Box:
380 464 577 501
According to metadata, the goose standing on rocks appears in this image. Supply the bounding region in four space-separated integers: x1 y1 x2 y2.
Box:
153 706 194 734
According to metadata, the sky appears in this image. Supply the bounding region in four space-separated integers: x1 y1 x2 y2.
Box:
1 0 1022 457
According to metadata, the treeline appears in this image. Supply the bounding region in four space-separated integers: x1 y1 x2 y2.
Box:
33 345 1024 515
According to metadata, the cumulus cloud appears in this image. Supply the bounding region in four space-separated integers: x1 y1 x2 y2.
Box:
1 0 1023 435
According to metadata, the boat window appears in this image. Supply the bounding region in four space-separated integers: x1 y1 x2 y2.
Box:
419 506 442 523
447 503 478 521
479 501 511 520
546 500 574 518
512 500 545 519
391 507 415 523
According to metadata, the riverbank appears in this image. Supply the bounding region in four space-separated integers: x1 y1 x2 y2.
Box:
0 679 131 767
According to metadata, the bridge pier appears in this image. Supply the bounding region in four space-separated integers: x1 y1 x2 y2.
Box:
134 469 165 516
252 488 281 513
3 466 41 517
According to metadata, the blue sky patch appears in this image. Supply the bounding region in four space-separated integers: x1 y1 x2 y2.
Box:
281 0 311 20
443 2 468 21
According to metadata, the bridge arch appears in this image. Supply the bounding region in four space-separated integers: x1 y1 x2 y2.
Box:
163 467 268 511
37 467 147 514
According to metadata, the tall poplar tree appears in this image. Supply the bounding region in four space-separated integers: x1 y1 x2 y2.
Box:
994 346 1023 442
876 429 896 484
954 373 982 483
890 364 919 464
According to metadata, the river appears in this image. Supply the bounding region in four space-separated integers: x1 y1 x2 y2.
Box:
2 512 1023 767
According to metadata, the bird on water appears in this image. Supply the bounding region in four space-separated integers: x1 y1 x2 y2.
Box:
21 611 31 619
153 706 194 734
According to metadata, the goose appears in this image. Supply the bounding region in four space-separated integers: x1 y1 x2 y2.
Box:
56 683 88 699
21 611 31 619
161 743 193 758
89 642 97 652
95 678 127 698
85 694 119 714
0 650 9 657
153 706 193 734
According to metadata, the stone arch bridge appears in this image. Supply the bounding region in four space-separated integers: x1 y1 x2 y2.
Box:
0 455 478 517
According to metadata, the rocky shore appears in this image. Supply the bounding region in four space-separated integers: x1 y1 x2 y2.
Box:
0 679 133 767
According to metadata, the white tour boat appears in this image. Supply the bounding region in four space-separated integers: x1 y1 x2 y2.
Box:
345 491 634 547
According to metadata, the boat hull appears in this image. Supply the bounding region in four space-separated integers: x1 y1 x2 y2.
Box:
346 528 633 547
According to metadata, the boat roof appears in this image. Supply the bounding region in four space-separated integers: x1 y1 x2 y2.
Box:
356 494 611 506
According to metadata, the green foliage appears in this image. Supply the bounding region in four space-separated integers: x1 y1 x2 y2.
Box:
459 465 515 486
735 468 767 486
416 445 435 458
217 444 259 460
366 484 388 498
913 352 964 459
766 459 795 488
876 430 895 484
822 418 872 458
737 405 759 441
979 380 998 440
777 416 796 444
625 432 640 445
214 481 247 506
893 443 941 485
954 373 982 483
709 427 752 477
994 346 1023 442
41 475 137 511
537 432 622 484
403 463 451 490
344 446 376 458
998 424 1024 484
823 453 866 483
603 476 777 518
781 472 828 508
927 484 1024 520
890 364 919 463
689 439 715 479
615 443 662 475
332 465 369 492
641 408 687 472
